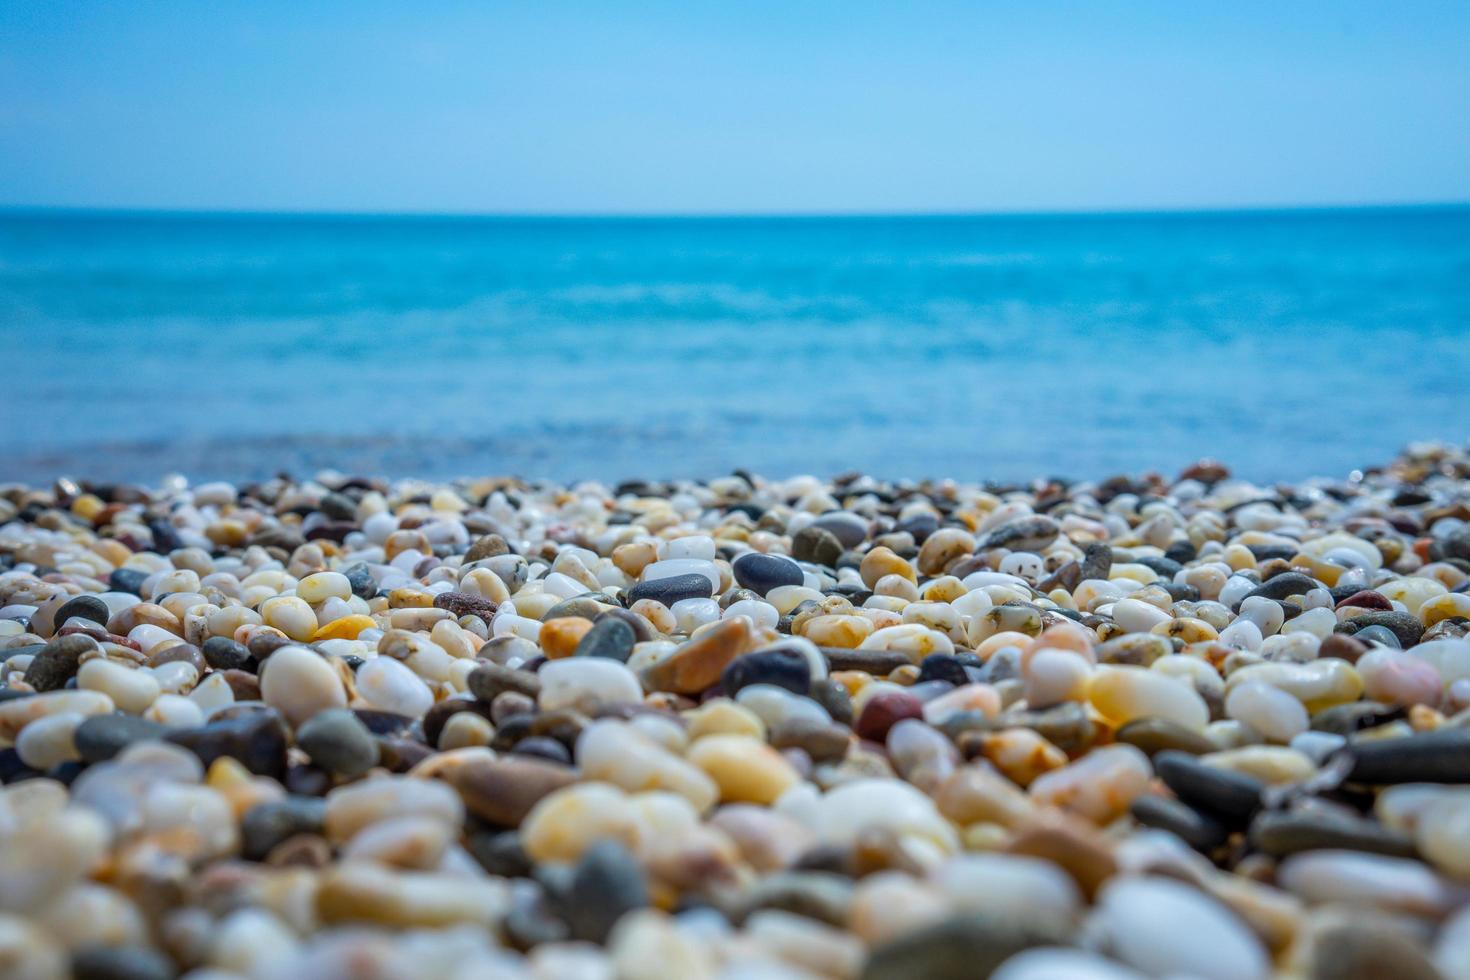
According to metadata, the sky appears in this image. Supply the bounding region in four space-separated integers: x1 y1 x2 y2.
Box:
1 1 1468 215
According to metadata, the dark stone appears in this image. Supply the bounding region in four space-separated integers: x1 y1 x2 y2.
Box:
860 913 1072 980
318 492 358 521
284 764 333 796
594 607 654 644
241 797 327 860
166 709 289 779
1334 611 1425 649
564 840 649 943
722 647 811 697
510 736 573 766
70 944 175 980
1135 555 1184 579
434 590 498 625
1353 625 1403 649
573 616 637 662
1345 728 1470 783
1154 750 1263 824
821 647 911 675
1240 572 1322 606
375 736 435 772
1317 633 1369 664
854 691 923 742
740 870 854 926
468 662 541 703
1336 590 1394 611
350 709 416 736
627 573 714 606
296 708 378 777
74 714 167 763
220 669 262 701
202 636 252 671
1130 794 1228 850
791 526 844 567
1078 542 1113 581
917 653 971 687
467 830 534 878
342 561 377 599
808 678 854 726
812 512 868 549
1250 808 1416 858
22 634 94 691
0 747 40 783
108 568 149 596
52 595 110 631
147 519 183 554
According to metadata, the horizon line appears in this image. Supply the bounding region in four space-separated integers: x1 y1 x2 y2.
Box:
2 199 1469 222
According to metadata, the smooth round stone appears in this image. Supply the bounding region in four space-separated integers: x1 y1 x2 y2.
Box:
297 571 352 604
641 559 721 592
813 513 868 549
165 709 289 779
1029 744 1152 824
1115 717 1217 756
565 839 650 943
572 616 637 662
23 635 95 692
296 708 379 777
1335 611 1425 649
859 912 1071 980
932 853 1081 920
627 573 714 607
854 691 924 742
77 659 161 715
52 595 111 631
688 733 800 805
810 778 958 853
323 775 464 843
1089 666 1208 731
1130 794 1228 850
73 713 167 763
259 646 347 728
1277 850 1462 916
732 552 805 597
521 782 643 863
639 617 752 694
241 796 328 860
201 636 252 671
792 526 844 566
1093 876 1269 980
722 647 811 698
1249 808 1415 859
443 753 579 826
1154 750 1263 824
1346 728 1470 784
1358 647 1443 708
1225 681 1308 743
1305 919 1443 980
356 657 434 717
539 658 643 713
16 711 85 770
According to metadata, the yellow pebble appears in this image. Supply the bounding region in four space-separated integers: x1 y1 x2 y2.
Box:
312 615 378 641
687 734 800 804
859 547 916 589
1422 593 1470 628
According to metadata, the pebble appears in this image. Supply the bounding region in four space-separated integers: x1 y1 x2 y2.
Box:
732 552 805 596
295 708 379 776
258 646 346 727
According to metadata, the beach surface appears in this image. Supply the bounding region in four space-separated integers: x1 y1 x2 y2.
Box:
3 444 1470 977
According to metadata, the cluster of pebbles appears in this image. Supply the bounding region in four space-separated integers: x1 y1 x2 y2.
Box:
4 445 1470 980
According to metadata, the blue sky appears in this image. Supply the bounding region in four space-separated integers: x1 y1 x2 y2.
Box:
2 1 1467 214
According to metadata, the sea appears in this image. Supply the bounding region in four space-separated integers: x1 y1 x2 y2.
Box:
2 206 1467 487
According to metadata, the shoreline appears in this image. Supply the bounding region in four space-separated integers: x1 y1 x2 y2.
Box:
2 443 1470 977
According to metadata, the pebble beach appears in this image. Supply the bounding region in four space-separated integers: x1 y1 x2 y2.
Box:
5 444 1470 980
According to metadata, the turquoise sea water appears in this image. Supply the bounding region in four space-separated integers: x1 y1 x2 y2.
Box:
2 207 1467 484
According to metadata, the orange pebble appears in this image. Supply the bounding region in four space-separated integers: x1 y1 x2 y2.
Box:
539 616 595 659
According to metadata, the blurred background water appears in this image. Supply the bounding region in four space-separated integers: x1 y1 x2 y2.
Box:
2 206 1467 485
